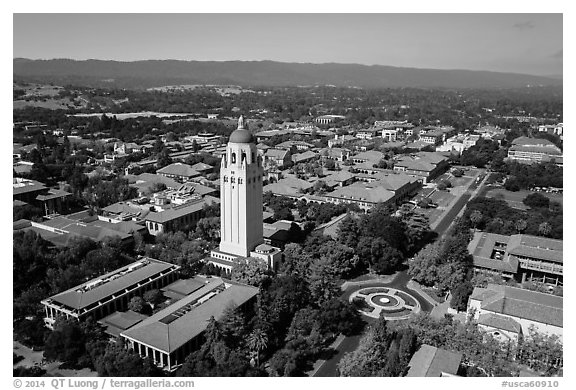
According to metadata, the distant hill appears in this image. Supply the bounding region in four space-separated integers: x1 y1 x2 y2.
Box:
13 58 563 90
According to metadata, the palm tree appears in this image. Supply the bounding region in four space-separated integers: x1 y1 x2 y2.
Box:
515 219 528 233
538 222 552 237
470 210 483 230
246 328 268 366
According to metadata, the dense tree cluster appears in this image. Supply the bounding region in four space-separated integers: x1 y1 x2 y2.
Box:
338 315 418 376
502 162 563 190
460 197 562 239
13 231 134 348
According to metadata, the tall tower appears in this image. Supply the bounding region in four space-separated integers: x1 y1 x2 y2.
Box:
218 116 264 257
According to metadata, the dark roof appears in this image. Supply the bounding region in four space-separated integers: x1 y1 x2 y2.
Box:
44 258 178 311
13 178 47 196
229 128 254 143
406 344 462 377
121 278 258 353
161 278 206 300
99 310 148 338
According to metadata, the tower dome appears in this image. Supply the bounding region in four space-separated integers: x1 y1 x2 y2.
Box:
229 115 254 143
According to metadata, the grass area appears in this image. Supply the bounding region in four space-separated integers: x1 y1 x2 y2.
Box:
14 98 83 110
485 188 563 209
395 291 418 307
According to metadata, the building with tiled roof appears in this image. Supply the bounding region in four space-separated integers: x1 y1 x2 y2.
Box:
291 150 317 164
393 152 449 183
263 148 292 169
468 284 562 340
121 277 258 371
467 232 562 286
156 163 202 181
275 140 314 151
351 150 385 165
263 177 314 198
145 196 220 236
477 313 522 343
324 182 395 211
323 170 356 188
406 344 462 377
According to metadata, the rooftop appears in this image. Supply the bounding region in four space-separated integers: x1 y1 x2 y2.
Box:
156 163 201 178
121 277 258 353
406 344 462 377
13 178 47 196
43 258 179 312
145 196 220 224
470 284 563 328
478 313 522 334
327 182 395 204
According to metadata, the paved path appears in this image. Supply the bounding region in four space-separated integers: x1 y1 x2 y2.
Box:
433 169 487 237
306 334 346 377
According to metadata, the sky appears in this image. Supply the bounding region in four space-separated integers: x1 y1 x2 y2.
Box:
13 13 563 76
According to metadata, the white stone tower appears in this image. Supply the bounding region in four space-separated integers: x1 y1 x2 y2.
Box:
218 116 264 257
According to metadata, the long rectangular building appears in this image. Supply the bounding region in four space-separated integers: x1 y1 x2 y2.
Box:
121 277 258 371
468 232 563 286
41 258 180 328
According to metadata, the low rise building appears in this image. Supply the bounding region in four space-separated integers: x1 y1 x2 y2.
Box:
263 148 292 169
41 258 180 328
507 137 562 165
393 152 449 183
351 150 385 165
406 344 462 377
467 232 563 286
13 178 72 216
145 195 220 236
468 284 563 341
156 163 202 182
120 277 258 371
355 128 380 140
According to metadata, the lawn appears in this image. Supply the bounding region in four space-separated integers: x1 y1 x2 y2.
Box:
485 188 563 210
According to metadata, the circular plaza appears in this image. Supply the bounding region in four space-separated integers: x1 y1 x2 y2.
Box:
349 286 421 320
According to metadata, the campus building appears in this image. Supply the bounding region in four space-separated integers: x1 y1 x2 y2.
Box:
468 284 563 341
13 177 71 216
393 152 449 183
41 258 180 329
406 345 462 377
467 232 563 286
507 137 562 165
120 276 258 371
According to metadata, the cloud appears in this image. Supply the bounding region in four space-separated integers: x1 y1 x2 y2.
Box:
513 21 535 30
551 49 563 59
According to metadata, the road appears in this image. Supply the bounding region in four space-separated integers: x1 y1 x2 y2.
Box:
433 171 484 237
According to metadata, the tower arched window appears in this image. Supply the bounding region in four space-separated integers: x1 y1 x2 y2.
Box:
231 177 235 183
231 153 236 164
242 152 247 163
224 176 228 182
238 178 243 184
